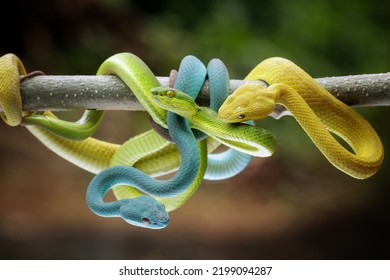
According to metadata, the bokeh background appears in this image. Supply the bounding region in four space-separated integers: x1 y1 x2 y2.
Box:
1 0 389 259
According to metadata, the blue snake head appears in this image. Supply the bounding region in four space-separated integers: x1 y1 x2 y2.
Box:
119 196 170 229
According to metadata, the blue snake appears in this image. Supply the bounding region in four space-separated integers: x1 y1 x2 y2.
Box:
86 56 206 229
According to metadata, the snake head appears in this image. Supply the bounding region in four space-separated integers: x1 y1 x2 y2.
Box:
120 196 170 229
218 84 275 123
150 86 198 119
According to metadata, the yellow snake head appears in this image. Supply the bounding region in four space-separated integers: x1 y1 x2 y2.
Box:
218 84 276 123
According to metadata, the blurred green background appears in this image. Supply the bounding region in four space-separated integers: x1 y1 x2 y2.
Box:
0 0 389 259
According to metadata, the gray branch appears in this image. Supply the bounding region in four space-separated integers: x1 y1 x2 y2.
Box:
10 73 390 115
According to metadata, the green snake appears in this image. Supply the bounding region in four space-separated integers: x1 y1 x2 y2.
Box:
0 53 276 228
218 57 384 179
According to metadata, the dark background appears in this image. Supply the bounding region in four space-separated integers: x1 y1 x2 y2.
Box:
0 0 389 259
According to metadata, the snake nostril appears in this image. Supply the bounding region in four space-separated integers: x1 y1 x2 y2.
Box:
142 217 150 224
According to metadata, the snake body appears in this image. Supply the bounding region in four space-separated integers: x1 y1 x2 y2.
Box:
110 58 254 214
90 55 266 219
87 54 209 214
86 55 210 228
2 53 271 228
0 54 119 173
4 54 379 228
1 53 204 228
186 59 256 180
218 57 384 179
148 58 255 180
110 129 208 212
0 54 25 126
22 110 105 141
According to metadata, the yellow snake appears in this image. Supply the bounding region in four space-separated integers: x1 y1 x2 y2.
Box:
218 57 384 179
0 54 26 126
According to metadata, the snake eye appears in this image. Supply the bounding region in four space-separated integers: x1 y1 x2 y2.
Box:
142 217 150 224
166 90 174 98
238 114 245 119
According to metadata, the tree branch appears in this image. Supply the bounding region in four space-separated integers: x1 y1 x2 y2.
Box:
6 73 390 115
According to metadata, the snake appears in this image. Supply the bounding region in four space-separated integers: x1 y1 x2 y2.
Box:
1 53 276 228
218 57 384 179
1 53 205 229
85 55 209 229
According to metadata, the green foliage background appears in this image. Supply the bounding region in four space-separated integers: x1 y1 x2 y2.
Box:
0 0 389 259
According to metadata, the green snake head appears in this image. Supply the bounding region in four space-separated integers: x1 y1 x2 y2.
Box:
150 86 199 120
119 196 170 229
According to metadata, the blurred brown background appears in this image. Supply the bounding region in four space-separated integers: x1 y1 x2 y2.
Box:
0 0 389 259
